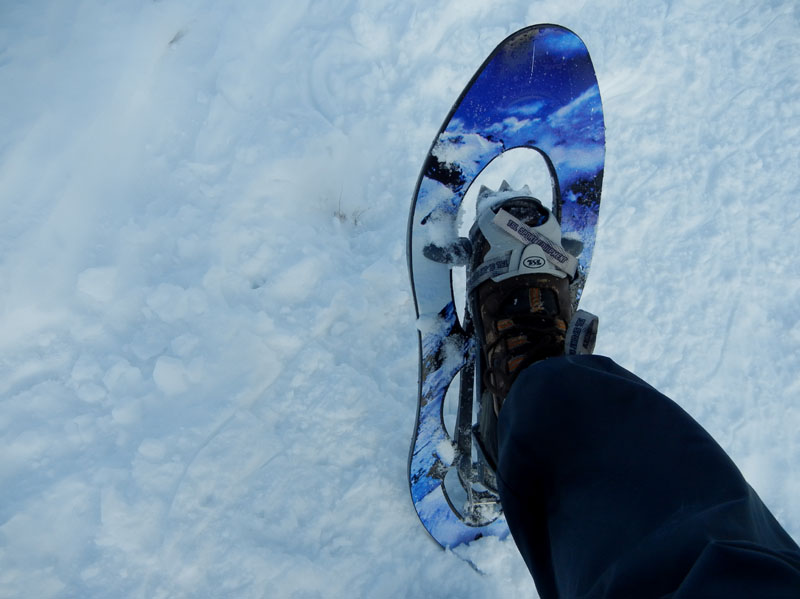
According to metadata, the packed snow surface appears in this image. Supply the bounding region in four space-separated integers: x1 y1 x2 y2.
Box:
1 1 798 597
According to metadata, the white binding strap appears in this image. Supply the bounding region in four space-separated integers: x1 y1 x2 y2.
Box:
467 251 511 292
565 309 598 355
493 208 578 277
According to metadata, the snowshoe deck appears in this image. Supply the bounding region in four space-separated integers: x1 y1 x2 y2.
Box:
407 24 605 548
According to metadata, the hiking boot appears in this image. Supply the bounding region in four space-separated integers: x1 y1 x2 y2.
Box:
467 182 597 469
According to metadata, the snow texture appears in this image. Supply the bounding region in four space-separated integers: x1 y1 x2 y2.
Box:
0 1 798 597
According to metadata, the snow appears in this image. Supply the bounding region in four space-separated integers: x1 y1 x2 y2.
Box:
0 1 798 597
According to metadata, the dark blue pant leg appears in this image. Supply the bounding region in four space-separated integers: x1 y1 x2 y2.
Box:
496 355 800 598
